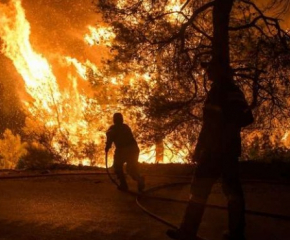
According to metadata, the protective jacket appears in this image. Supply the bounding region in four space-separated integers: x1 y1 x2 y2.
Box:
105 123 138 151
194 82 253 160
105 121 143 192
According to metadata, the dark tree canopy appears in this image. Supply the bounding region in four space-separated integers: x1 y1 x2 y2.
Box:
93 0 290 158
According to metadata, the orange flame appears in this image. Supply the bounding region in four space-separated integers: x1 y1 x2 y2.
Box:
0 0 60 111
0 0 197 166
0 0 106 166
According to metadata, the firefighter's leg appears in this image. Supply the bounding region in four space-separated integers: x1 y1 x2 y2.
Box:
113 153 128 191
126 147 145 192
222 158 245 240
168 161 218 240
182 178 215 239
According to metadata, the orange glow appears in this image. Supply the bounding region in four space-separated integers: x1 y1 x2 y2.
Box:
282 131 290 148
0 0 105 166
84 25 115 47
139 144 188 164
0 0 188 166
0 0 60 111
165 0 187 23
1 0 288 167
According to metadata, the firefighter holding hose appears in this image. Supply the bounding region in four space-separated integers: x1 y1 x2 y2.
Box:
105 112 145 192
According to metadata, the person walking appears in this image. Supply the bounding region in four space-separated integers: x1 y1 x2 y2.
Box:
105 112 145 192
167 79 253 240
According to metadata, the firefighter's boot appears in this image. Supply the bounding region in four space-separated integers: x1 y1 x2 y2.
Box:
227 196 246 240
166 229 206 240
223 231 245 240
166 201 205 240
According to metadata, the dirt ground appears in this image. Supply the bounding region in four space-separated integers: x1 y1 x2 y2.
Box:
0 170 290 240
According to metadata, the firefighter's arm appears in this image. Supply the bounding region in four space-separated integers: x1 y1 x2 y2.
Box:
105 129 113 153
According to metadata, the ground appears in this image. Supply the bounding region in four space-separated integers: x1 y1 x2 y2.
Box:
0 164 290 240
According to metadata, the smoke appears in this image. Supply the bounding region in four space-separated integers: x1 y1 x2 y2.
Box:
20 0 104 90
254 0 290 27
0 55 26 133
21 0 101 61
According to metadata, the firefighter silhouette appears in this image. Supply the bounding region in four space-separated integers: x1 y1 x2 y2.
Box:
105 113 145 192
167 77 253 240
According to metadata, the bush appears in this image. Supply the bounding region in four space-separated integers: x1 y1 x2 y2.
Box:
242 132 290 163
0 129 27 169
16 143 54 170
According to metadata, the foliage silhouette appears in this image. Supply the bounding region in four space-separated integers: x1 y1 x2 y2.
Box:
93 0 290 160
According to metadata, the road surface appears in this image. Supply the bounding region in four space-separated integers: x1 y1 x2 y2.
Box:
0 173 289 240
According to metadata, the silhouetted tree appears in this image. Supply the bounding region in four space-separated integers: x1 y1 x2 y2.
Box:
93 0 290 159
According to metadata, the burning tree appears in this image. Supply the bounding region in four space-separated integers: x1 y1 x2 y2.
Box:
1 0 289 167
0 0 118 167
94 0 290 161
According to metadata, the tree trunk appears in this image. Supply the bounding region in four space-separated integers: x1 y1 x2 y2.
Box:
211 0 234 85
155 137 164 163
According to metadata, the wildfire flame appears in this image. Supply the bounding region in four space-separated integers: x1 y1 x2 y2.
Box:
0 0 105 166
3 0 287 167
281 131 290 148
0 0 60 111
84 25 115 47
0 0 186 166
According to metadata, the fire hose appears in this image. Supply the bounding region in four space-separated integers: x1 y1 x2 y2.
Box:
136 181 290 230
1 165 290 225
105 151 120 188
1 169 289 240
104 153 290 230
1 164 290 236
